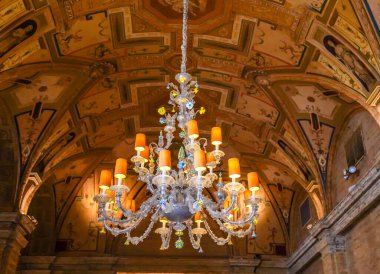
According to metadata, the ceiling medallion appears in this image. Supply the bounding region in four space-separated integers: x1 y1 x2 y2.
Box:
93 0 263 251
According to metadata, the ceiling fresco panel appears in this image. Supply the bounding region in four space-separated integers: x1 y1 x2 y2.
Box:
1 0 379 264
298 120 335 190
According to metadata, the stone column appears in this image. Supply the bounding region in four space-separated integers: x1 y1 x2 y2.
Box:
320 234 347 274
0 212 36 274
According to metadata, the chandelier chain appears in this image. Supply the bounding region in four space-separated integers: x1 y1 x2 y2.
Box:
180 0 188 73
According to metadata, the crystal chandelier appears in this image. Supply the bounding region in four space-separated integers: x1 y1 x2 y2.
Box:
93 0 263 251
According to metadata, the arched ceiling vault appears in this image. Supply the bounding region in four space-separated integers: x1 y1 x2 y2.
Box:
1 0 380 258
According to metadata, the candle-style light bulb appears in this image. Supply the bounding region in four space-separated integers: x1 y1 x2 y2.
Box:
211 127 222 150
194 150 206 172
228 158 241 179
247 172 260 192
135 133 146 152
99 170 112 194
159 149 171 172
187 120 199 139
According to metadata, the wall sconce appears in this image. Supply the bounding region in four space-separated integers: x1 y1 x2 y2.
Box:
343 165 358 180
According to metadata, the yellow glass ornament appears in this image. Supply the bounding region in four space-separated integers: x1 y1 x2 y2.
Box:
158 106 166 115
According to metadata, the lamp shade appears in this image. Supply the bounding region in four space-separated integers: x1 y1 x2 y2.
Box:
187 120 199 139
140 145 150 160
124 199 136 212
247 172 260 191
228 158 241 178
135 133 146 151
114 158 127 179
206 152 216 165
194 211 202 223
159 149 171 171
194 150 206 171
99 170 112 189
211 127 222 145
106 189 115 199
244 189 252 200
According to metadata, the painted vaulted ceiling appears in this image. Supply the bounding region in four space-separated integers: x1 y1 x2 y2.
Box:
0 0 379 261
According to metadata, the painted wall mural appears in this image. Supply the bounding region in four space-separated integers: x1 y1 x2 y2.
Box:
237 93 279 126
57 176 99 251
55 12 110 56
253 21 306 66
0 19 37 58
0 40 42 72
298 120 335 189
315 53 363 93
332 15 380 73
12 74 72 107
363 0 380 38
323 35 376 91
284 84 341 120
15 109 55 165
247 187 286 256
0 0 27 31
260 164 296 226
230 124 267 154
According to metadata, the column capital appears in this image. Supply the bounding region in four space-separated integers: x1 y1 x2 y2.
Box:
326 234 346 254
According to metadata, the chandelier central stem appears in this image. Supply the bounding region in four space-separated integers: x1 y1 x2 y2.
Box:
180 0 188 74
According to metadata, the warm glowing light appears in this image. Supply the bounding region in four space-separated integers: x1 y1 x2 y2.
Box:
135 133 146 152
99 170 112 189
140 145 150 160
159 149 171 171
194 211 203 223
206 152 216 165
187 120 199 139
211 127 222 146
114 158 127 179
228 158 241 179
124 199 136 212
244 189 252 200
247 172 260 192
194 150 206 171
106 189 116 199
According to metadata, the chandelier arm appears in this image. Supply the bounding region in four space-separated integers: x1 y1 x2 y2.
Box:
202 195 258 226
214 218 255 237
97 207 115 222
218 207 257 226
115 194 159 222
198 137 208 150
202 194 237 218
180 0 188 74
202 218 231 245
124 210 161 245
149 142 160 157
160 223 173 250
101 215 145 237
115 192 131 217
100 207 146 233
186 221 201 249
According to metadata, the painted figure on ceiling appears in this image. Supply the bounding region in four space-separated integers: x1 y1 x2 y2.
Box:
323 35 376 91
0 20 37 58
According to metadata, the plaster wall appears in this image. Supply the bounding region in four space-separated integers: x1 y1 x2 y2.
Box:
345 202 380 274
330 110 380 207
298 255 323 274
